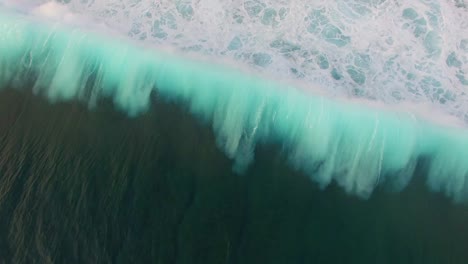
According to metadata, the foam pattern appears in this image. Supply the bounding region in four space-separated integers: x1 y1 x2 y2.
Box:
52 0 468 122
1 9 468 201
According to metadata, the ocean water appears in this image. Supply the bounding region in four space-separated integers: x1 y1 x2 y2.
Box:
0 0 467 263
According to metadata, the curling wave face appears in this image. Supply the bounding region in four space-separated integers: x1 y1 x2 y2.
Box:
1 7 468 201
23 0 468 122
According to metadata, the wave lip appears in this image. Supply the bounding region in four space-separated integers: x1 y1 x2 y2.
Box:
1 9 468 201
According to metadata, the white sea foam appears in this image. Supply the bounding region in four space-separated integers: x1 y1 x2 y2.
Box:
2 0 467 124
15 0 465 123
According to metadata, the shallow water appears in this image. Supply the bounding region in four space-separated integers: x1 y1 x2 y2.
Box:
27 0 468 121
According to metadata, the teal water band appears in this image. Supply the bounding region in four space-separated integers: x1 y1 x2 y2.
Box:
1 10 467 201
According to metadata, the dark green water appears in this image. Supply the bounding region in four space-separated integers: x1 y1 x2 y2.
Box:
0 89 467 263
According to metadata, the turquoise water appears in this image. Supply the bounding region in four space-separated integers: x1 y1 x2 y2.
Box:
1 8 468 201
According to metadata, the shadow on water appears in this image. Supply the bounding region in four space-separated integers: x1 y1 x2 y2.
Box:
0 88 467 263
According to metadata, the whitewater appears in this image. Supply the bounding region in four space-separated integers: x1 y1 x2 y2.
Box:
21 0 468 116
0 0 468 200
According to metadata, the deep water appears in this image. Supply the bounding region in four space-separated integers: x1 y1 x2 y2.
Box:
0 88 467 264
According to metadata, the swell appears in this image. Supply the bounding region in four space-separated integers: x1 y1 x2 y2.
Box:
1 10 468 200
